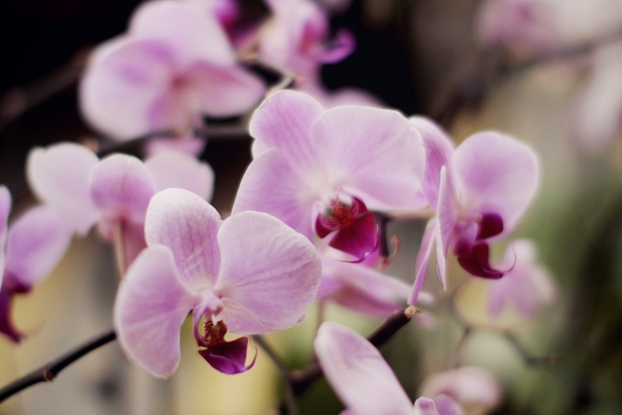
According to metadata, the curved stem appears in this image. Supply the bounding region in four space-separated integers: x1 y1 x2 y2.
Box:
0 329 116 403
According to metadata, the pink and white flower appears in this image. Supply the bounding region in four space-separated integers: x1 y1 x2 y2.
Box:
80 0 266 140
115 188 322 376
233 90 426 261
409 117 539 304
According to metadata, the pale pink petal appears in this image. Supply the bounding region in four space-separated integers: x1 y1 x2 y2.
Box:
436 168 456 289
188 63 267 117
214 211 321 331
232 149 316 241
79 39 176 139
4 206 72 287
145 150 214 201
90 154 157 225
0 186 11 284
249 90 325 178
115 245 200 377
320 257 410 316
144 137 206 157
121 221 148 268
413 397 439 415
217 298 274 335
27 143 100 235
452 132 539 234
410 116 455 212
145 188 222 291
129 0 235 68
420 367 502 409
314 322 414 415
310 106 425 210
409 218 437 305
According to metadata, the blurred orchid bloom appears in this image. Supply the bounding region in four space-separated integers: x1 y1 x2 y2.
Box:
144 136 206 157
420 367 502 412
115 188 321 376
408 117 538 305
27 142 214 266
567 42 622 151
476 0 622 53
315 321 464 415
259 0 380 108
488 239 556 318
80 0 266 140
233 90 426 262
0 188 73 342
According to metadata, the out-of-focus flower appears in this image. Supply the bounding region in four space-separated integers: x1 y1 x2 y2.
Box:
259 0 380 108
233 90 425 261
115 188 321 376
420 367 502 413
144 136 206 157
476 0 622 54
0 187 11 289
488 239 556 318
80 0 266 140
27 143 213 266
315 321 464 415
567 42 622 150
408 117 539 304
0 194 73 342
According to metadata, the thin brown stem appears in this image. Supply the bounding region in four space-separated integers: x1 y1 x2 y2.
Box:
289 306 421 396
502 331 560 367
0 329 116 403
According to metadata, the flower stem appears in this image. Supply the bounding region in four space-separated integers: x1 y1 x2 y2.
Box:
113 221 126 278
0 329 116 403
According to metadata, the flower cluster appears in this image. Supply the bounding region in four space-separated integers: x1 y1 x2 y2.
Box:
0 0 565 413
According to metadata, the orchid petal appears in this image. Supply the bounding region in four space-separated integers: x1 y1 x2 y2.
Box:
4 206 72 288
452 132 539 233
320 257 410 316
214 211 321 331
144 137 206 157
120 220 148 268
420 367 502 409
90 154 157 226
436 167 455 289
145 189 222 292
188 63 266 117
409 116 455 212
409 218 437 305
328 213 377 262
249 90 324 178
198 336 257 374
232 149 316 241
413 397 440 415
129 0 235 67
80 39 177 139
0 186 11 284
457 242 504 279
311 106 425 210
27 143 100 235
145 150 214 201
314 322 414 415
311 29 355 64
115 245 199 378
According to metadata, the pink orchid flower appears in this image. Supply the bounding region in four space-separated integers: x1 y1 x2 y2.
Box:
80 0 266 140
233 90 426 262
420 367 502 411
315 321 464 415
115 188 321 376
0 187 73 342
27 142 213 266
488 239 556 318
409 117 539 305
